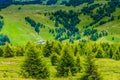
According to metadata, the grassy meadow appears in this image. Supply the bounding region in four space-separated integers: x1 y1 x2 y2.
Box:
0 57 120 80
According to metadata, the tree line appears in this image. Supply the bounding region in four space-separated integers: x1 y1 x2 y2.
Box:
0 15 4 31
0 41 120 79
25 16 45 34
61 0 94 7
0 16 10 45
81 0 120 27
48 10 80 42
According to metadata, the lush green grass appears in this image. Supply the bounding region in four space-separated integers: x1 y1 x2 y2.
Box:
0 57 120 80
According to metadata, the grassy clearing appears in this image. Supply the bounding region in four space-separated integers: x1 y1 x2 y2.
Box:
0 57 120 80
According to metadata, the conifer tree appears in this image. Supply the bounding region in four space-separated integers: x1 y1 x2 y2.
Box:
74 45 79 56
3 43 14 58
51 53 59 66
76 55 81 73
112 48 120 60
21 43 50 79
52 41 62 55
0 46 3 57
108 47 113 58
56 44 76 77
43 41 53 57
16 47 25 56
80 54 101 80
95 46 104 58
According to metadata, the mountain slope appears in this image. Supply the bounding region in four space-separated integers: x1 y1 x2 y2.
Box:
0 0 120 45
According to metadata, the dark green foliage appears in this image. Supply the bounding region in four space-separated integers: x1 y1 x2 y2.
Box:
46 0 57 5
21 43 50 79
25 17 44 34
0 21 4 31
99 21 107 25
0 46 3 57
118 15 120 19
56 44 77 77
83 29 108 41
0 15 4 19
0 0 12 10
51 53 59 66
112 48 120 60
13 0 42 5
62 0 94 7
80 54 101 80
81 0 120 27
49 10 80 42
18 7 21 10
76 56 81 73
43 41 53 57
95 46 104 58
15 47 25 56
112 37 114 40
3 43 14 58
52 41 62 55
0 34 10 45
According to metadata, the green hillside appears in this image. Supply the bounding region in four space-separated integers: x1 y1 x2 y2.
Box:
0 0 120 45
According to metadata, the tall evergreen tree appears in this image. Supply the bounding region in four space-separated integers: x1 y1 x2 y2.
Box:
3 43 14 58
0 46 3 57
56 44 77 77
21 43 50 79
112 48 120 60
80 54 101 80
15 46 25 56
43 41 53 57
76 55 81 73
95 46 104 58
51 53 59 66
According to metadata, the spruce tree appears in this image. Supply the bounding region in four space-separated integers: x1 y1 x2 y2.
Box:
56 44 76 77
43 41 53 57
51 53 59 66
112 48 120 60
0 46 3 57
21 43 50 79
3 43 14 58
95 46 104 58
16 47 25 56
80 54 101 80
76 55 81 73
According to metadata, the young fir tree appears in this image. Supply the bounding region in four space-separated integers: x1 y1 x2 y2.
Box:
80 54 101 80
76 55 81 73
112 48 120 60
43 41 53 57
95 46 104 58
74 45 80 56
52 41 62 55
3 42 14 58
51 52 59 66
56 44 77 77
0 46 3 57
21 43 50 79
16 47 25 56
